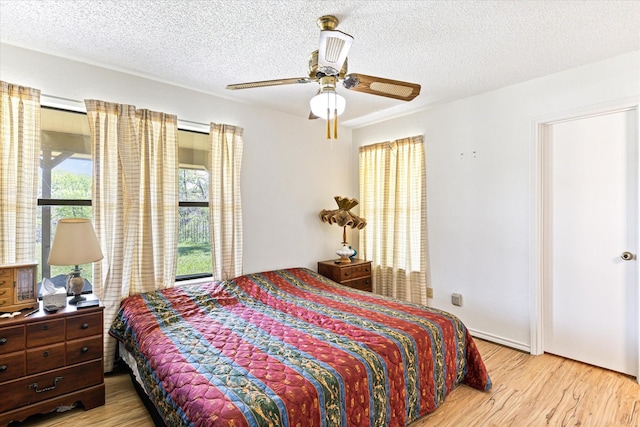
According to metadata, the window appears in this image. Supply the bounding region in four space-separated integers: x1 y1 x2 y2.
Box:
177 129 212 279
37 107 212 287
38 107 93 288
359 136 427 304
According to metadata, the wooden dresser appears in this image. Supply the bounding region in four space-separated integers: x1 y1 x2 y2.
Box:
0 297 105 426
317 259 372 292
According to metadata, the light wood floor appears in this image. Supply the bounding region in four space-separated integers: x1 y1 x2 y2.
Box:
10 339 640 426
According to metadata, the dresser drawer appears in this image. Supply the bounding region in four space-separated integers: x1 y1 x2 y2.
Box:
0 351 25 382
66 312 102 340
26 343 65 375
0 325 25 354
0 359 103 412
26 319 65 348
0 268 11 281
67 336 103 365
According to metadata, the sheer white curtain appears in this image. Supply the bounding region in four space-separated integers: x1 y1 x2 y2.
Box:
359 135 428 304
209 123 243 280
0 81 40 264
85 100 179 372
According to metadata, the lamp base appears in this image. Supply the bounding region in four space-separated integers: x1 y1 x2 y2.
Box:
67 269 86 305
336 243 354 264
69 294 86 305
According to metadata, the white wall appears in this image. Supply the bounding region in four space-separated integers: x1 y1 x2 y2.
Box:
353 51 640 350
5 42 638 351
0 43 354 274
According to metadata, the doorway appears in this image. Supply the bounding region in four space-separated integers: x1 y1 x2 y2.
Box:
532 105 639 379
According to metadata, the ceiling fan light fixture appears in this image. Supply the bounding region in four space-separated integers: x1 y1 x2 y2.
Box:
310 89 346 118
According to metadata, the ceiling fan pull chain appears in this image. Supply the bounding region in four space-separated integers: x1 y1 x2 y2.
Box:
334 108 338 139
326 107 331 139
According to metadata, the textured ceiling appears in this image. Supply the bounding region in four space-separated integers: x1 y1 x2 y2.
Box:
1 0 638 127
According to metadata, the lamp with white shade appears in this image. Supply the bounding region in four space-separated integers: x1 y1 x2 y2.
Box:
48 218 103 305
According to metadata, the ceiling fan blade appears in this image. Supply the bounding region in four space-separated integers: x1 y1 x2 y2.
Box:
318 29 353 76
343 73 421 101
309 111 319 120
226 77 313 90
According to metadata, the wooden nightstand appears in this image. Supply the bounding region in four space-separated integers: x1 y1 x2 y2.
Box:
0 296 105 426
317 259 372 292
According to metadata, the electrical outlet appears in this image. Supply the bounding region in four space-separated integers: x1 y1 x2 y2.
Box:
427 287 433 298
451 293 463 307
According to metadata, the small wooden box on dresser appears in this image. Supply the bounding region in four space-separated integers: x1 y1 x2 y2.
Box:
0 263 38 313
0 296 105 427
317 259 372 292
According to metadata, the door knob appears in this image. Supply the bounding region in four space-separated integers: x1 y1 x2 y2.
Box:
621 251 634 261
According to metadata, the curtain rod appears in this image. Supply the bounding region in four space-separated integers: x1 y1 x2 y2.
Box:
41 93 209 131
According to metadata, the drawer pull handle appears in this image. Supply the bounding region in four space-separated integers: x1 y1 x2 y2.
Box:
81 346 89 353
0 280 5 286
0 364 7 372
0 289 6 296
81 323 89 329
344 272 350 276
43 351 50 357
29 376 63 393
0 338 6 345
42 325 49 331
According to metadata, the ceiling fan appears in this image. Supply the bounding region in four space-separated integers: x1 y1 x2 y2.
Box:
226 15 421 138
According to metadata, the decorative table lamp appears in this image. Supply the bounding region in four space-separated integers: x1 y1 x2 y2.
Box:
48 218 104 304
319 196 367 263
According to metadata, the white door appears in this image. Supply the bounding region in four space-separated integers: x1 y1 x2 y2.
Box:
542 108 638 376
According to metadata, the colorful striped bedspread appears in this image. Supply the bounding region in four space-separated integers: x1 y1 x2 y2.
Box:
109 267 491 427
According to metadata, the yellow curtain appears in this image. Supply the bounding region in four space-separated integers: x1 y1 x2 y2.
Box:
209 123 243 280
359 135 428 304
0 82 41 264
85 100 179 372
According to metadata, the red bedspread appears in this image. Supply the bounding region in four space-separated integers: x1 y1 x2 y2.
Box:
110 268 491 426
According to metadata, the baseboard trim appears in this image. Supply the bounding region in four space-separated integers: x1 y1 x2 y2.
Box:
468 328 531 353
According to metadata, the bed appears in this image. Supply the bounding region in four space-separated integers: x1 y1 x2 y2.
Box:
109 267 491 426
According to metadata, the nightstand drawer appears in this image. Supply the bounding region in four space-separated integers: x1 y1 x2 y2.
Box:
0 325 25 354
317 259 373 292
351 263 371 278
345 277 372 292
26 319 65 348
67 312 102 340
67 336 103 365
0 359 103 412
339 266 355 281
26 343 65 375
0 351 25 382
340 264 371 280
